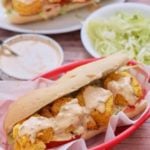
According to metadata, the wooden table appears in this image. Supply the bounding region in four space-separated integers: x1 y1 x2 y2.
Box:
0 0 149 149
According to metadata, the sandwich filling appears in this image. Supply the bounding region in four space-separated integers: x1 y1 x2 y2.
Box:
13 86 113 150
6 0 95 16
11 70 143 150
104 71 143 107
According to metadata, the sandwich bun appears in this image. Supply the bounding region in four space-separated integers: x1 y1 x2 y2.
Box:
4 53 129 134
2 0 95 24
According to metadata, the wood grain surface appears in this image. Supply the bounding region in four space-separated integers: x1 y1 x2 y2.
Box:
0 0 149 149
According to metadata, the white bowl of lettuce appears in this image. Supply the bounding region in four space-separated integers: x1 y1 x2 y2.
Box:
81 3 150 65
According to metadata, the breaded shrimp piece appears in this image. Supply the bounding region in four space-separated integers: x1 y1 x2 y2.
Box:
104 71 143 106
91 96 114 126
12 0 42 16
50 97 72 116
13 123 54 150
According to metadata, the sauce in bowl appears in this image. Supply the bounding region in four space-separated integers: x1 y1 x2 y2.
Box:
0 34 64 80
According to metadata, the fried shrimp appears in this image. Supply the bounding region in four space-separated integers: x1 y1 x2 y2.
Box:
77 86 114 127
50 97 72 116
77 88 86 106
12 0 42 16
13 122 54 150
90 96 114 126
39 106 52 118
104 71 143 106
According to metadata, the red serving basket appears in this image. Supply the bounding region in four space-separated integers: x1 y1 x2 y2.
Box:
35 58 150 150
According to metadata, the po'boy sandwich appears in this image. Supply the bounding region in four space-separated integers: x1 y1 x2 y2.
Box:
2 0 101 24
4 53 147 150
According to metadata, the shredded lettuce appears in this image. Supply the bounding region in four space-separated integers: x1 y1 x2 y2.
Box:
87 12 150 65
6 8 13 15
137 44 150 65
39 11 48 20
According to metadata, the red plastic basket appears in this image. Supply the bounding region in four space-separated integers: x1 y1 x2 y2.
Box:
35 59 150 150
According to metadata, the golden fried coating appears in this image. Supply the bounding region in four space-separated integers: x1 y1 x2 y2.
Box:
65 125 76 134
14 138 46 150
104 71 128 87
13 124 20 139
90 96 114 126
86 117 98 130
76 88 85 106
13 123 54 150
12 0 42 16
104 71 143 106
77 86 114 128
39 106 52 118
50 97 72 116
37 128 54 143
114 94 128 106
131 76 143 98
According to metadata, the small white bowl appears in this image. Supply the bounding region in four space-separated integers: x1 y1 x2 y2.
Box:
0 34 64 80
81 2 150 58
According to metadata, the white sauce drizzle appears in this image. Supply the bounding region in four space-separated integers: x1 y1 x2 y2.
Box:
19 99 86 142
83 86 112 113
0 38 61 79
18 86 112 142
19 116 54 143
107 76 138 105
